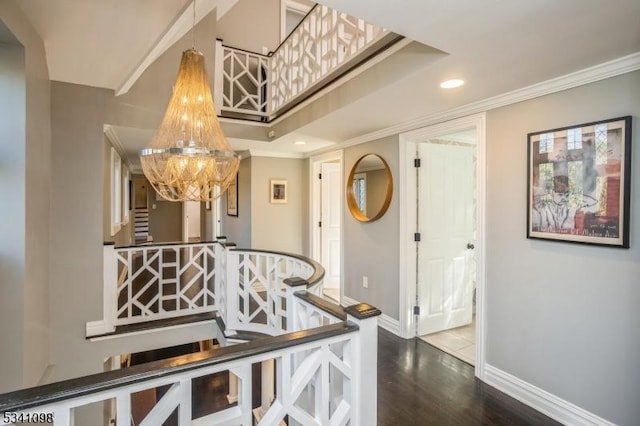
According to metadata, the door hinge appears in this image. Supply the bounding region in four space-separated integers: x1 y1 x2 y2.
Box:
318 221 322 228
413 305 420 315
414 158 421 168
414 232 421 242
318 173 322 179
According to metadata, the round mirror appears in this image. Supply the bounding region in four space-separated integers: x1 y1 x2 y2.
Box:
347 154 393 222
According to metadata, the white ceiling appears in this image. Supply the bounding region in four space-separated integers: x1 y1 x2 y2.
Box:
15 0 640 159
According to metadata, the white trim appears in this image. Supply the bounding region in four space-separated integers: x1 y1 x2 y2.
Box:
484 365 615 426
247 149 305 159
280 0 313 42
398 113 487 378
307 51 640 157
309 150 344 299
103 124 130 166
378 314 400 336
86 320 112 338
341 294 400 335
342 295 358 307
87 319 217 342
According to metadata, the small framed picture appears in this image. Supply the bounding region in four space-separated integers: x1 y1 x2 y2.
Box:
227 173 238 217
270 179 288 204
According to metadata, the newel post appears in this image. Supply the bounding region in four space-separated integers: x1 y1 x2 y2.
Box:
213 39 224 115
102 243 118 334
283 277 309 332
225 244 239 331
345 303 381 426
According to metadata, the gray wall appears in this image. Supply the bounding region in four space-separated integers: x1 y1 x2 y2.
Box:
485 70 640 425
0 0 51 392
221 157 252 248
251 156 308 254
148 188 183 243
343 136 399 319
217 0 280 53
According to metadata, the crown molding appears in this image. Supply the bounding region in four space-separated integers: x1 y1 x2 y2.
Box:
316 51 640 153
103 124 131 166
247 149 305 159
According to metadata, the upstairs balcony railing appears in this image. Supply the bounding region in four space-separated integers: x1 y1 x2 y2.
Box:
0 240 381 425
214 3 399 121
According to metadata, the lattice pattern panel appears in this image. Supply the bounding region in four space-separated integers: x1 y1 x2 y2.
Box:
114 243 217 325
8 331 359 426
261 335 354 425
235 252 314 334
292 297 342 332
269 4 388 112
221 46 269 117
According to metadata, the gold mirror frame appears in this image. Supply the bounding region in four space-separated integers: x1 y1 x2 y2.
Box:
346 154 393 222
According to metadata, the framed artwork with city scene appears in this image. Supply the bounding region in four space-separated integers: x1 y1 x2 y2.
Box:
527 116 632 248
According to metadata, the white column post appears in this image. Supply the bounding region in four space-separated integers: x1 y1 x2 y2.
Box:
213 39 224 115
225 244 239 331
345 303 381 426
261 359 275 413
214 242 225 313
283 277 309 332
102 243 118 334
227 371 238 404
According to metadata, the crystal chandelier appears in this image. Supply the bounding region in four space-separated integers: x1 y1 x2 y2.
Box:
140 1 239 202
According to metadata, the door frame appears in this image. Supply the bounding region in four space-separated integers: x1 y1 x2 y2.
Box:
398 113 487 380
309 150 344 299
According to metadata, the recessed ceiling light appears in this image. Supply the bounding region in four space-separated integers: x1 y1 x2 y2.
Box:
440 79 465 89
294 140 307 145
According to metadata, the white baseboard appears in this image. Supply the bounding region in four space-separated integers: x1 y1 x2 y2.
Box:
484 364 614 426
341 295 401 336
342 295 359 307
378 314 400 335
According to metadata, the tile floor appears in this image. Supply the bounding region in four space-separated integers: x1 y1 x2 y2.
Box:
420 316 476 365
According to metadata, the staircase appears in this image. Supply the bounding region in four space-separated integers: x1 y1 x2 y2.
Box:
134 208 150 244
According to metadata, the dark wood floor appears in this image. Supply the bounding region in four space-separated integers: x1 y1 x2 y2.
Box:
125 327 559 425
378 328 560 425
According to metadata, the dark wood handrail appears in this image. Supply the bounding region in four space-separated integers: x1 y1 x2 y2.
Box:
0 322 357 413
231 248 325 287
295 291 347 321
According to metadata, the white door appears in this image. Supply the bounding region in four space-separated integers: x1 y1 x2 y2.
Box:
183 186 201 242
418 142 475 335
321 162 341 291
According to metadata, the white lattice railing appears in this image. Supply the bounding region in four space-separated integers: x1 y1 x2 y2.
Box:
3 241 380 425
214 4 391 120
1 311 379 426
225 249 324 335
108 242 218 326
94 242 324 336
216 44 269 118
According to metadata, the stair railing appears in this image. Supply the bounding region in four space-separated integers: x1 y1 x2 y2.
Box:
0 300 381 425
214 3 393 121
89 241 325 337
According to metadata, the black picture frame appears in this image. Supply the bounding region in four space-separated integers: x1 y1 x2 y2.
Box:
227 173 238 217
527 116 632 248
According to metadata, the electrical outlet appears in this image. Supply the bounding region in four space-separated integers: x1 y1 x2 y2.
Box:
362 276 368 288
